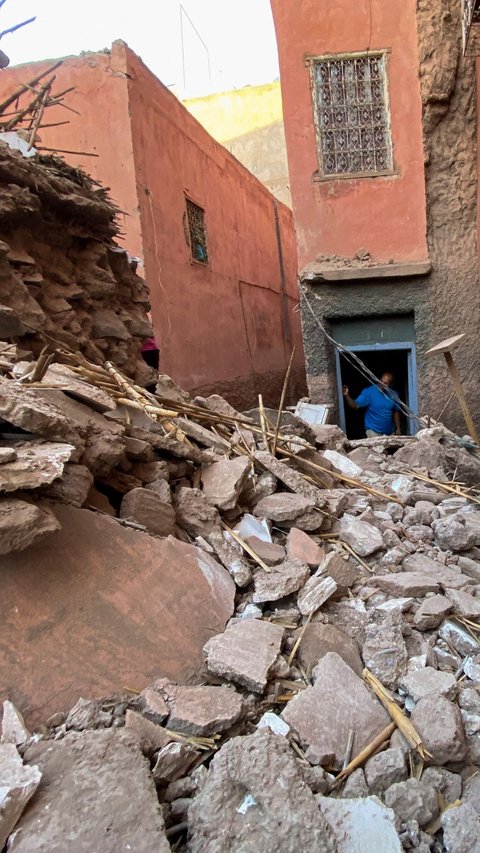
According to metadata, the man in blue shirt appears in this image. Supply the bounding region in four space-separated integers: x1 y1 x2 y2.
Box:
343 372 402 437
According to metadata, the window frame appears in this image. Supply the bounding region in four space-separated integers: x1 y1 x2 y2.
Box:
308 49 395 182
184 194 209 266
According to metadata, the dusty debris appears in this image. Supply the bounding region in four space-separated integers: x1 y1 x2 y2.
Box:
0 498 60 554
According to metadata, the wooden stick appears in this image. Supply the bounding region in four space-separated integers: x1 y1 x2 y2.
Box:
444 350 480 444
272 345 296 456
342 729 355 770
221 522 271 573
333 539 375 574
332 723 396 787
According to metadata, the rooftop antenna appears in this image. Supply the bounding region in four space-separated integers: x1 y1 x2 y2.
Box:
179 3 211 94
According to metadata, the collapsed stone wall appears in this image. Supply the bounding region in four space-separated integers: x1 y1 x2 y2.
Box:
302 0 480 436
0 144 153 384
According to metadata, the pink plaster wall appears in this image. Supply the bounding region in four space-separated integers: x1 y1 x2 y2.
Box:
0 44 304 401
270 0 429 271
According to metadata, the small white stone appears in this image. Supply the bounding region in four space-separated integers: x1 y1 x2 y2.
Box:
257 712 290 737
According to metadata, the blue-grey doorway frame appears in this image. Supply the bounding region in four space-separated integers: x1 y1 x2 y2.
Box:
335 342 419 436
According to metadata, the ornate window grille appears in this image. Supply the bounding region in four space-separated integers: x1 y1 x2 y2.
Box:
312 53 393 178
186 198 208 263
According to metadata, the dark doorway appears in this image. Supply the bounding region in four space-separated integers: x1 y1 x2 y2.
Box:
339 348 410 439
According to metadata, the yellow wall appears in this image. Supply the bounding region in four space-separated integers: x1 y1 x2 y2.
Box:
183 81 283 144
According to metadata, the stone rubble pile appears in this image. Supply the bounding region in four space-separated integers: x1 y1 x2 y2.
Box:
2 344 480 850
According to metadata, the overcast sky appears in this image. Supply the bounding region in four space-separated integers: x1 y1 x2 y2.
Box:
1 0 280 98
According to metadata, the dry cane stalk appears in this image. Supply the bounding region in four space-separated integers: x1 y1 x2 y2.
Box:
221 522 271 573
363 668 431 760
332 723 396 788
272 346 296 456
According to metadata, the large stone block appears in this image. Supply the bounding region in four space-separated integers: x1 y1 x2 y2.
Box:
0 508 234 726
10 730 169 852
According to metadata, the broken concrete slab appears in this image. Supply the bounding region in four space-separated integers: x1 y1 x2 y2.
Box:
441 802 480 853
432 516 477 552
30 361 116 414
400 667 456 702
246 535 286 566
0 498 60 555
1 701 30 745
414 594 453 630
252 558 310 604
323 448 363 478
0 440 75 493
361 613 408 690
318 550 360 592
297 575 337 616
317 795 402 853
207 528 253 587
293 623 364 677
0 509 235 727
201 456 251 510
439 619 480 657
204 618 284 693
410 694 467 764
254 449 326 509
373 573 440 597
119 487 175 537
168 686 244 736
403 553 473 591
174 486 220 537
11 730 169 852
364 748 407 795
124 709 172 756
281 653 390 768
0 743 41 851
152 742 199 785
445 587 480 619
253 492 315 522
188 728 336 853
286 527 325 566
383 778 439 827
339 513 383 557
42 462 93 507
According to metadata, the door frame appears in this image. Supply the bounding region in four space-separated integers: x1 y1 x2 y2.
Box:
335 342 419 436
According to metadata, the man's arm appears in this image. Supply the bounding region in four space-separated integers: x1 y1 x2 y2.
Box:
343 385 359 410
393 410 401 436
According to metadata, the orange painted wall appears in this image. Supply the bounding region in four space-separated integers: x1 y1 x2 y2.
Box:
123 45 303 393
270 0 429 271
0 44 143 259
0 43 304 398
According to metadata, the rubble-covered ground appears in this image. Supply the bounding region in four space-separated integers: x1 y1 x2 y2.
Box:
3 348 480 852
2 141 480 851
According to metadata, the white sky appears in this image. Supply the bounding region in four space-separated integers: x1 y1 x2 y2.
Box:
0 0 280 98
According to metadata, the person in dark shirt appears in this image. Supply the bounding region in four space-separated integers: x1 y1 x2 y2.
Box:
343 372 402 437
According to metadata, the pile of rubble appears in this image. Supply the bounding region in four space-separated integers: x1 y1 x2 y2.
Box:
2 342 480 850
0 142 153 385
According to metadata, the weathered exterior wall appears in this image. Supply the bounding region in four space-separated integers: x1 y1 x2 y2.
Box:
0 46 305 406
285 0 480 434
271 0 429 270
184 82 291 206
124 46 304 406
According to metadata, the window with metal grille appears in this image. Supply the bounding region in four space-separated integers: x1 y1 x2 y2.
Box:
186 198 208 264
312 53 393 178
